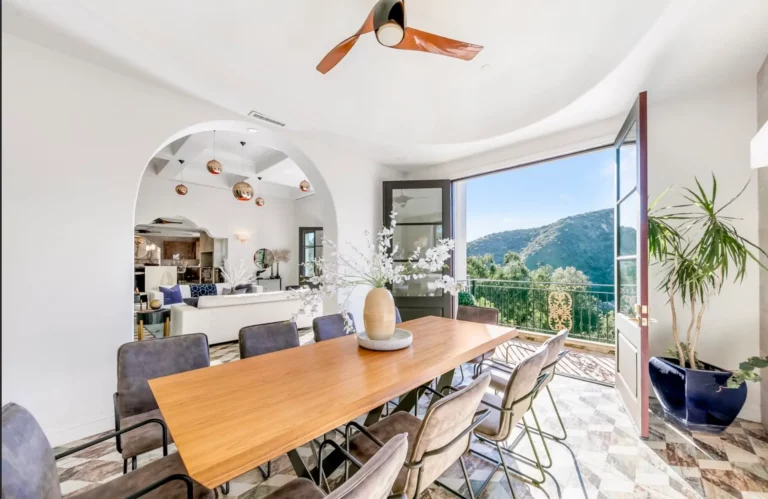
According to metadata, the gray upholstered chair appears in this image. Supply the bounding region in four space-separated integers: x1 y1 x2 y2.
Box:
492 329 570 442
345 373 492 499
456 305 500 383
470 345 550 496
313 313 357 342
114 334 210 473
264 433 408 499
238 320 300 478
239 320 300 359
1 402 213 499
395 307 402 324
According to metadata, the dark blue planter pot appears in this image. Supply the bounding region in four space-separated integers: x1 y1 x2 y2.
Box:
649 356 746 433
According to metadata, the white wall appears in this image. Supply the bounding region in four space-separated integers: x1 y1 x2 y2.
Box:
412 82 763 421
135 176 300 286
295 193 326 228
1 33 401 444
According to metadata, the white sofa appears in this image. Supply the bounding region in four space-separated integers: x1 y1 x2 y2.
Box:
147 283 263 307
169 290 317 345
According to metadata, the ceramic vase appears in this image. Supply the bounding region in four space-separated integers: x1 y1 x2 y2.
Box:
649 356 747 433
364 288 396 340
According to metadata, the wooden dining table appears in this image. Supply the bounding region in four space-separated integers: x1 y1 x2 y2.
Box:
149 315 518 488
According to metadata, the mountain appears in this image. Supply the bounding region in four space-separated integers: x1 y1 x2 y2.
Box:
467 209 617 285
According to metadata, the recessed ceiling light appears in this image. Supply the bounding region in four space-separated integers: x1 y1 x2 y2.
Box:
247 128 259 133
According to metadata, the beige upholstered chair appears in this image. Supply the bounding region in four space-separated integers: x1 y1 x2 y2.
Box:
456 305 500 383
491 329 570 441
346 373 492 498
263 433 408 499
472 346 550 496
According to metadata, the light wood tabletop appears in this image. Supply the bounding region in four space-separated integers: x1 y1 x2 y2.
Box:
149 315 518 488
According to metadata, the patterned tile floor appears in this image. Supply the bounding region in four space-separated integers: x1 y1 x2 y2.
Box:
59 332 766 498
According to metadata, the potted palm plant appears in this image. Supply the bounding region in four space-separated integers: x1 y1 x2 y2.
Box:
648 176 767 433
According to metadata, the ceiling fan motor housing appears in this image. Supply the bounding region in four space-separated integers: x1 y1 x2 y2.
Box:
373 0 406 46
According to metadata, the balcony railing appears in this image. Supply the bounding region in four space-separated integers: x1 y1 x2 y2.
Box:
462 279 616 344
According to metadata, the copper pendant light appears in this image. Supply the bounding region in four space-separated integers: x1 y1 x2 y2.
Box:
175 159 188 195
299 179 311 192
206 130 222 175
255 176 265 207
232 141 253 201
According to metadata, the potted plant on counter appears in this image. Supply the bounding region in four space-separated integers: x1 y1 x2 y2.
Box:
294 211 462 341
648 176 767 433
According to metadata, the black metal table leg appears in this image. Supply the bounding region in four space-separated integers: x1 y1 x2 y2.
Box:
363 404 385 426
288 449 313 480
430 368 457 408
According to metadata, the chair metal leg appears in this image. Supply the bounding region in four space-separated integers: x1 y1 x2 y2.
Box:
458 365 466 385
474 418 547 488
123 459 128 474
538 385 568 442
495 441 519 499
257 460 271 479
459 455 476 499
527 408 554 469
131 456 137 470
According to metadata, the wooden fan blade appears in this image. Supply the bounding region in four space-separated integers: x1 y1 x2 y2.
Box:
316 7 376 74
395 27 483 61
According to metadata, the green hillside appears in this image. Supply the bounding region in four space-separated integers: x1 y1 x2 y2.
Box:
467 209 616 285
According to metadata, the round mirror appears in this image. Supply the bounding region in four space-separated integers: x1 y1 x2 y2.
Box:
253 248 275 270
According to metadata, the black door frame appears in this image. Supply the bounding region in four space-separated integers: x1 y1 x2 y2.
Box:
383 180 453 320
299 226 323 286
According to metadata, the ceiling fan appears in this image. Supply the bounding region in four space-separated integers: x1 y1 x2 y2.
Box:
151 217 183 225
317 0 483 74
393 190 427 208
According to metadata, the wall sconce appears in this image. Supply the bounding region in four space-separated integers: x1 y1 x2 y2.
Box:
235 232 250 243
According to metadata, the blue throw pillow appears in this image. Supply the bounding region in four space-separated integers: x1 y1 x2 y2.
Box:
159 284 183 305
190 284 218 298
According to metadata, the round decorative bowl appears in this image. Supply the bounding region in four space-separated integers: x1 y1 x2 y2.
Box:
357 329 413 351
149 299 162 310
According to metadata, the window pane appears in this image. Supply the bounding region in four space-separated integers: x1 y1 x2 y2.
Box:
304 232 315 246
392 273 444 297
617 260 638 316
303 263 315 277
392 225 441 260
316 247 323 260
304 248 315 263
392 188 442 224
315 230 323 245
617 122 637 200
618 191 639 256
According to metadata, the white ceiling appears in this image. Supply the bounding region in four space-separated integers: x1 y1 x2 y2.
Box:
147 130 314 200
4 0 768 170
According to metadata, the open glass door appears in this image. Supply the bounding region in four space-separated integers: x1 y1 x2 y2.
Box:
614 92 650 437
383 180 452 320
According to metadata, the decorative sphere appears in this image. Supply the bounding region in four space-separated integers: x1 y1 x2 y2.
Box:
149 299 162 310
299 180 311 192
255 196 265 207
175 184 188 195
232 182 254 201
206 159 222 175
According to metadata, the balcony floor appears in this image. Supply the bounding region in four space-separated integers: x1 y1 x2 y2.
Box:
502 338 616 386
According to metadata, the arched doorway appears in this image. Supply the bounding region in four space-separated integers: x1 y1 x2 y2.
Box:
131 120 339 341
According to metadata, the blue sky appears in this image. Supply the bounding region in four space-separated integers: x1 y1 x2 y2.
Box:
466 148 615 241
